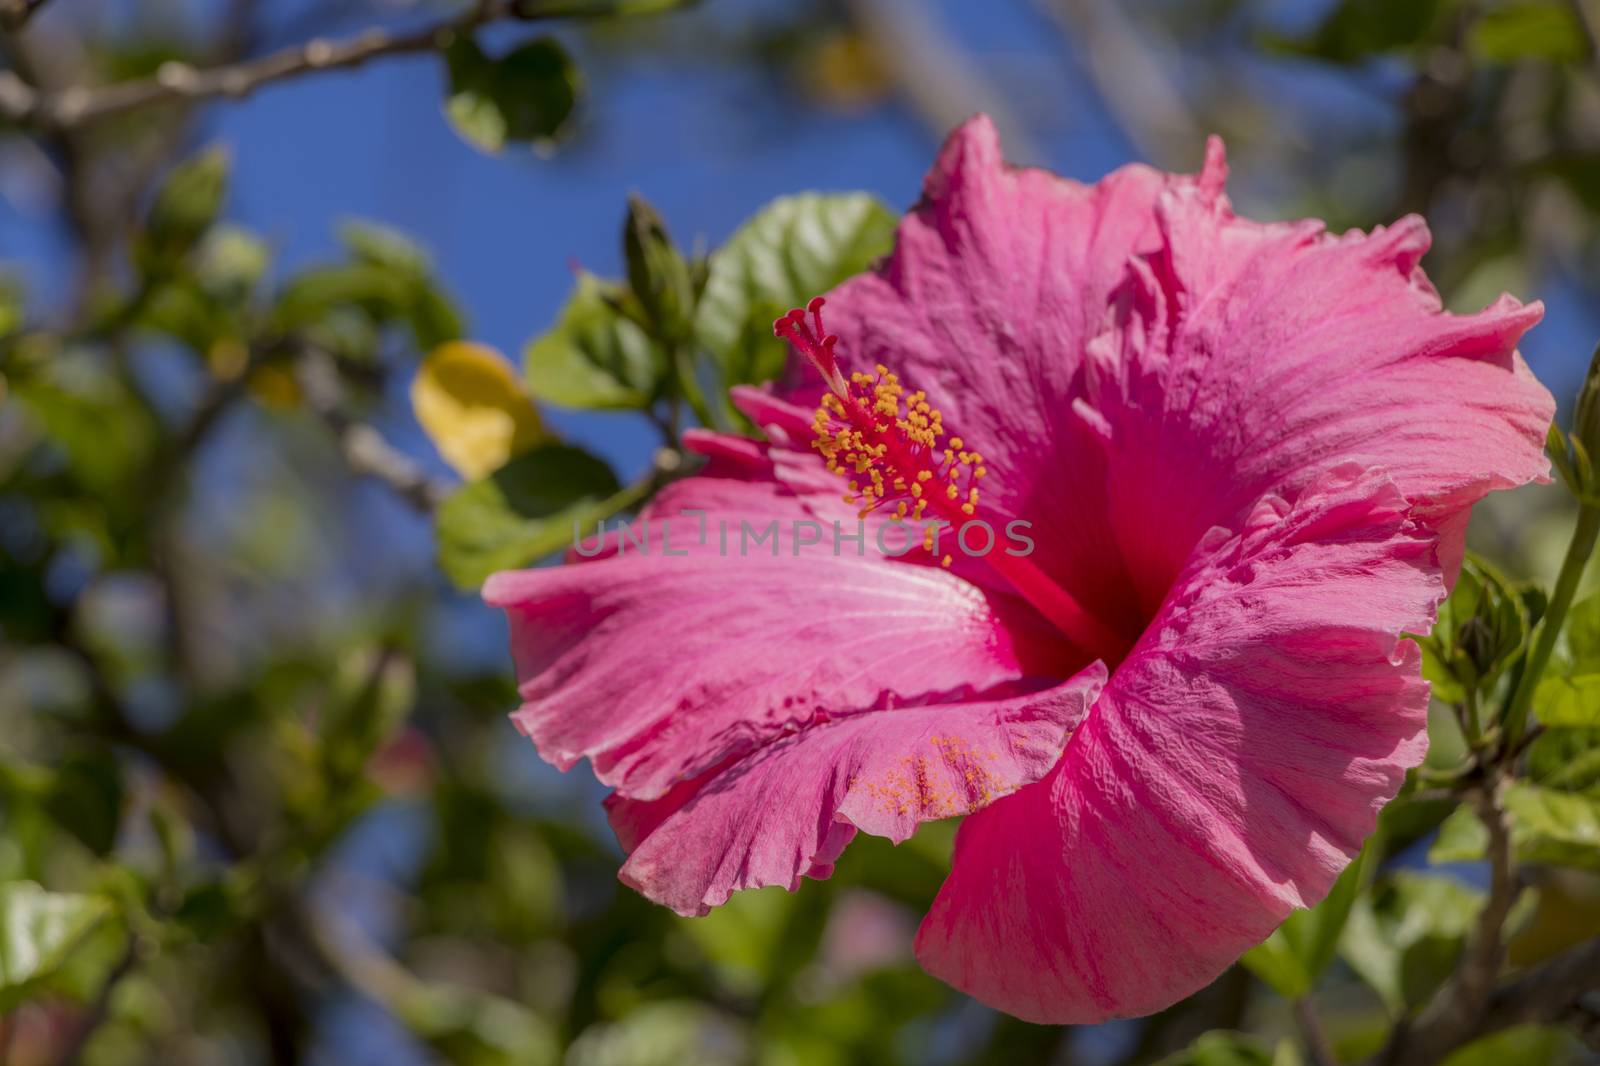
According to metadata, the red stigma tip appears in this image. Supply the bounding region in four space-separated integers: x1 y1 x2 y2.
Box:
774 296 847 395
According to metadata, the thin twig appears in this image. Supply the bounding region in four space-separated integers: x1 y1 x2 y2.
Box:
1380 776 1522 1066
1571 0 1600 68
51 935 140 1066
0 0 50 32
1377 936 1600 1066
294 349 448 514
0 0 681 130
844 0 1041 163
1293 997 1338 1066
1029 0 1204 168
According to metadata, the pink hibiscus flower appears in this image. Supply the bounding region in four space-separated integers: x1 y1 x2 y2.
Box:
485 116 1553 1023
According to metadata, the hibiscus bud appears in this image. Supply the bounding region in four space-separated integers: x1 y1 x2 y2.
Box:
622 194 695 343
1454 616 1499 685
1569 343 1600 496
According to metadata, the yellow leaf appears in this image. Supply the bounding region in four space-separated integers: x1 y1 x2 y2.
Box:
412 341 546 480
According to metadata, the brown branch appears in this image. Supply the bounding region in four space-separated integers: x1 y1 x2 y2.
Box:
1571 0 1600 69
294 349 448 514
0 0 50 32
1382 937 1600 1066
1379 775 1530 1066
1294 997 1339 1066
0 0 680 130
844 0 1041 164
1028 0 1204 169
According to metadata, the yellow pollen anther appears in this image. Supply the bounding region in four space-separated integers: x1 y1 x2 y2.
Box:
802 349 986 564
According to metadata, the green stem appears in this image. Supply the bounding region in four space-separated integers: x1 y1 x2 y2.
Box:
1504 503 1600 748
669 344 717 430
1461 687 1483 746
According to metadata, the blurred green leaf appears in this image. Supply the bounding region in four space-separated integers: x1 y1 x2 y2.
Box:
1155 1031 1298 1066
677 887 795 996
1340 872 1481 1013
274 264 412 332
1432 783 1600 871
444 36 580 154
1528 727 1600 793
1429 805 1490 864
567 1001 748 1066
43 750 124 857
320 647 416 783
1534 674 1600 728
1557 590 1600 674
339 219 465 347
435 443 631 588
524 273 667 409
1440 1023 1577 1066
694 192 895 395
0 881 113 1009
1242 842 1369 998
0 273 25 337
1502 783 1600 871
1469 4 1586 63
400 983 560 1066
1268 0 1451 62
138 146 230 273
12 359 160 498
268 221 465 356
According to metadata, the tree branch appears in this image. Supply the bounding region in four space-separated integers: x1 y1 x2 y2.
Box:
0 0 671 130
1382 776 1521 1065
294 349 448 514
1571 0 1600 69
0 0 50 32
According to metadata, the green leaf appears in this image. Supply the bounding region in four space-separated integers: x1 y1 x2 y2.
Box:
524 273 667 410
43 751 124 856
342 219 434 277
139 145 230 272
1267 0 1452 63
1429 805 1489 864
567 1001 748 1066
1533 674 1600 728
1153 1031 1285 1066
1527 727 1600 793
1432 784 1600 872
1558 591 1600 674
274 244 463 353
1414 555 1528 704
0 882 113 1009
435 443 633 588
694 192 896 393
341 220 465 350
1242 843 1370 998
12 359 160 498
1502 783 1600 871
1340 872 1481 1014
444 36 580 154
1470 4 1586 63
1440 1024 1577 1066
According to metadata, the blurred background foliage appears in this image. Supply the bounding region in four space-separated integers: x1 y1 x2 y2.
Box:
2 0 1600 1064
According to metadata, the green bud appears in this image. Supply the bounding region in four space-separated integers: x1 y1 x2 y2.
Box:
622 194 695 342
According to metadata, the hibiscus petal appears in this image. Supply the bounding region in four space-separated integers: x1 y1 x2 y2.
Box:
1091 181 1552 604
914 466 1441 1023
485 438 1073 801
799 115 1206 633
613 664 1106 917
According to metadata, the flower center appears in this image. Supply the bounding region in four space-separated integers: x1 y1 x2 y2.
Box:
773 298 1133 665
